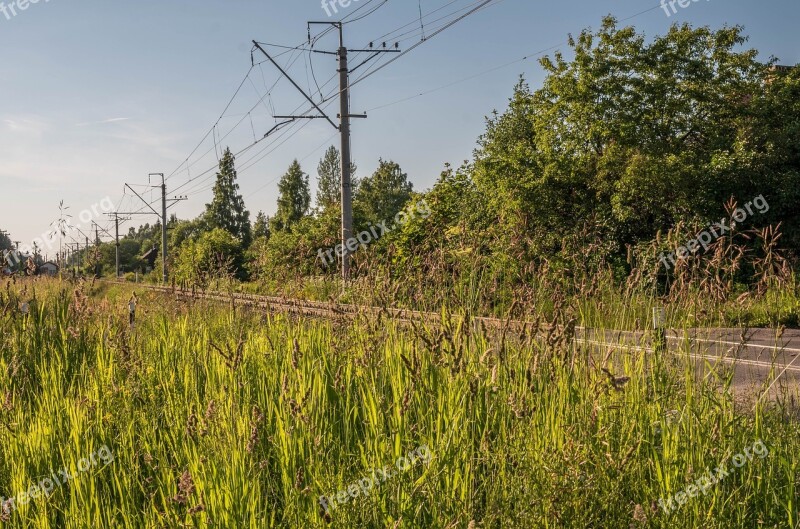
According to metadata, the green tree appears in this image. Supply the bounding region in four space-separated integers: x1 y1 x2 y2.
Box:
174 228 243 285
253 211 270 240
205 147 252 246
0 230 11 251
170 218 207 250
473 18 777 266
354 159 413 221
99 239 142 275
272 160 310 233
315 146 357 212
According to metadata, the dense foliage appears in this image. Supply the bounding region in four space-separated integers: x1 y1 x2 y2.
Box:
1 279 798 528
15 19 797 316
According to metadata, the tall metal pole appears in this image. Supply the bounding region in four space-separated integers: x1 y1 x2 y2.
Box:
338 27 353 281
160 175 168 283
128 174 170 283
115 216 120 279
255 27 398 282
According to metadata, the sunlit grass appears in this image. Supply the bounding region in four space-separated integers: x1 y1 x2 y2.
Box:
0 277 797 528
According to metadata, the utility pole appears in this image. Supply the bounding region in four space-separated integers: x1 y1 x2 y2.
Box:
105 213 131 279
159 174 168 283
90 221 113 277
68 240 81 272
121 176 186 283
253 25 399 281
115 216 120 277
72 226 93 275
338 38 354 280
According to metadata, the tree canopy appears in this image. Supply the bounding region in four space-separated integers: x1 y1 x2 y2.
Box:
272 160 310 233
204 148 252 247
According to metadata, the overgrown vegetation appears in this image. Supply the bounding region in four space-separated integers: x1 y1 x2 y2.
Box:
1 277 798 528
7 19 792 328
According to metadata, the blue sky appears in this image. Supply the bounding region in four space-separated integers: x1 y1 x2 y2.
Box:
1 0 798 253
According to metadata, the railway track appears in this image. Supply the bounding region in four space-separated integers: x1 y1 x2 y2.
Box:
115 281 800 376
81 278 800 399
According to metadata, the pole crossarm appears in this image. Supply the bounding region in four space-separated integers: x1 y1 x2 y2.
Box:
92 222 113 238
252 41 339 131
167 197 187 210
349 49 400 74
257 21 401 283
125 184 160 217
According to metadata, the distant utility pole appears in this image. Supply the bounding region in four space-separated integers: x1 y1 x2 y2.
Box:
121 175 186 283
68 240 82 270
72 243 81 270
253 23 399 281
91 221 113 244
91 221 113 277
105 213 131 279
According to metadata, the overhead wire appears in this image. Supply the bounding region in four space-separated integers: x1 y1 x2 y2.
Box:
47 0 672 244
364 1 667 112
162 0 390 204
99 0 506 222
349 0 502 89
124 0 499 218
165 65 254 181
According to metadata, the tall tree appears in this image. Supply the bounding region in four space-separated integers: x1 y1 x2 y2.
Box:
253 211 270 240
473 17 779 263
272 160 310 233
355 159 413 221
205 147 252 246
315 146 358 212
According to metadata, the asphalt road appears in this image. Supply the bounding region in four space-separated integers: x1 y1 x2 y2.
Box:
577 327 800 401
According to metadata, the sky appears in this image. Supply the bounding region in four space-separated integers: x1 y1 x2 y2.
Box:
1 0 798 255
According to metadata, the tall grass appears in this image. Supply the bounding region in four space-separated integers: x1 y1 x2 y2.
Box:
0 277 797 528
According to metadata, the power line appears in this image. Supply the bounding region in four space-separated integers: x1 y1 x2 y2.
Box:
349 0 500 89
364 2 668 112
166 65 254 181
367 43 561 112
108 0 499 227
108 0 667 240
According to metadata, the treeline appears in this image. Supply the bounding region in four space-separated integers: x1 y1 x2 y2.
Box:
73 144 418 286
52 19 800 308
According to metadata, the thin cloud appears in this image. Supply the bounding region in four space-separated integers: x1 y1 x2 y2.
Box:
75 117 130 127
